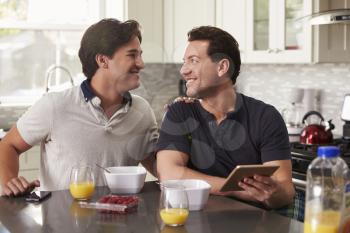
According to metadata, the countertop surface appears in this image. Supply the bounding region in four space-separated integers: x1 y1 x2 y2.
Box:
0 182 303 233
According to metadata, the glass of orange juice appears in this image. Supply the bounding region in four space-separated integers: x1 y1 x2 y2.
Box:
159 184 189 227
69 166 95 200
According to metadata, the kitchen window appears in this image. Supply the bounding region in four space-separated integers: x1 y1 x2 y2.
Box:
0 0 124 103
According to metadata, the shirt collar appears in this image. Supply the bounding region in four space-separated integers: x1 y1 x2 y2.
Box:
198 93 243 120
80 80 133 106
227 92 243 118
81 80 95 102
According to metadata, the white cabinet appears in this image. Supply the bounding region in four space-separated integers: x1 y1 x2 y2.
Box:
128 0 216 63
163 0 216 63
128 0 348 64
19 146 40 182
187 0 313 64
245 0 312 63
216 0 247 63
218 0 349 63
128 0 164 63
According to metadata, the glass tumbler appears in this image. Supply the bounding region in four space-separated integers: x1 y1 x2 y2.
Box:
69 166 95 200
159 184 189 227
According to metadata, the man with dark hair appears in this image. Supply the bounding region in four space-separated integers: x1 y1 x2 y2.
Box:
0 18 158 196
156 26 295 209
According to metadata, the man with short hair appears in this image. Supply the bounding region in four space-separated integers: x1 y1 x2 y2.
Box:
156 26 295 209
0 18 158 196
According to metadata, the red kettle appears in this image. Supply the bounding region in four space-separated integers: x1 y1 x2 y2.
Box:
300 111 335 145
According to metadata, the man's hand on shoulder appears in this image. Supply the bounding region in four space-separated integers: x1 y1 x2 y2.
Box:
163 96 197 110
1 177 40 197
173 96 197 103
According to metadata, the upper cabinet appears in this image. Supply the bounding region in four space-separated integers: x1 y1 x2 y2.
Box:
128 0 349 64
216 0 247 63
128 0 164 63
128 0 215 63
217 0 312 63
208 0 350 63
245 0 312 63
163 0 216 63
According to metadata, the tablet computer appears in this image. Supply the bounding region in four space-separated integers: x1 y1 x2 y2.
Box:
220 164 279 192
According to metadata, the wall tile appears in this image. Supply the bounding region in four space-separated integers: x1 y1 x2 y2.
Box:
136 63 350 136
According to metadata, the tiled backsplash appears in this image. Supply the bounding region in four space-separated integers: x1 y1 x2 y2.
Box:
237 63 350 136
134 63 350 136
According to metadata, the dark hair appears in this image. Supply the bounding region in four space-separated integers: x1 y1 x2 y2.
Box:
187 26 241 84
78 18 142 80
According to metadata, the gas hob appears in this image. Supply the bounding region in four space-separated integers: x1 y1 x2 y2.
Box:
290 138 350 190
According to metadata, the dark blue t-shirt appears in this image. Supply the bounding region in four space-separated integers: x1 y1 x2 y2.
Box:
155 93 291 178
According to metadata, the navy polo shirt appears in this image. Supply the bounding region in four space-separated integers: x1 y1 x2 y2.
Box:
156 93 291 178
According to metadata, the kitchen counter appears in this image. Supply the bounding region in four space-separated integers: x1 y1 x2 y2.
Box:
0 182 303 233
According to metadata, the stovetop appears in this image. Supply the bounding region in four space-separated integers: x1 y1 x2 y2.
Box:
290 138 350 160
290 138 350 184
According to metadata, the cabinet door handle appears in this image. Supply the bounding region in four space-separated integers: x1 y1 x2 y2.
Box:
274 48 282 53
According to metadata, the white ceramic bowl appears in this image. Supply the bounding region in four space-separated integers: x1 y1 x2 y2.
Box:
161 179 211 211
104 166 147 194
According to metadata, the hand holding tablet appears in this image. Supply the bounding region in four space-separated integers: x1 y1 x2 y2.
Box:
220 164 280 192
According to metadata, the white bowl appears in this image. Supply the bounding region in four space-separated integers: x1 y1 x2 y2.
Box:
104 166 147 194
161 179 211 211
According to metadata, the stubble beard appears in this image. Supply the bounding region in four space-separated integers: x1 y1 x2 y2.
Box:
187 85 219 99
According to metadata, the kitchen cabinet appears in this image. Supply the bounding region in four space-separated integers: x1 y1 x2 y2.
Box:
217 0 349 63
128 0 348 64
217 0 312 63
244 0 312 63
194 0 312 64
216 0 247 62
163 0 216 63
128 0 216 63
18 146 40 182
128 0 164 62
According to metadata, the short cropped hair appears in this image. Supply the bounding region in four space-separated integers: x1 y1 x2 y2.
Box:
187 26 241 84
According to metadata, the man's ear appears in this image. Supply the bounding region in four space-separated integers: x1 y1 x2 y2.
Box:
95 54 109 69
217 58 230 77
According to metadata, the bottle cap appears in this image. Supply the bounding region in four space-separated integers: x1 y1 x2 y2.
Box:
317 146 340 158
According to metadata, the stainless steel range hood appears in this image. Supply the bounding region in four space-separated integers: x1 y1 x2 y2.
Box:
308 9 350 25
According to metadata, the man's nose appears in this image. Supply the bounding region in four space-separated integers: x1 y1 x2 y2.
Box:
180 64 190 77
136 56 145 69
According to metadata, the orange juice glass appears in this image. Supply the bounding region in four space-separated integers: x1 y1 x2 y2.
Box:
159 185 189 226
160 208 189 226
70 166 95 200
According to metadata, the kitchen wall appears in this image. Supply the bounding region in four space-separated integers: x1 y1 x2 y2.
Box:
237 63 350 136
134 63 350 135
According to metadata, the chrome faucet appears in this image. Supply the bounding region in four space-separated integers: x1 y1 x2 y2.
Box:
45 65 74 92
